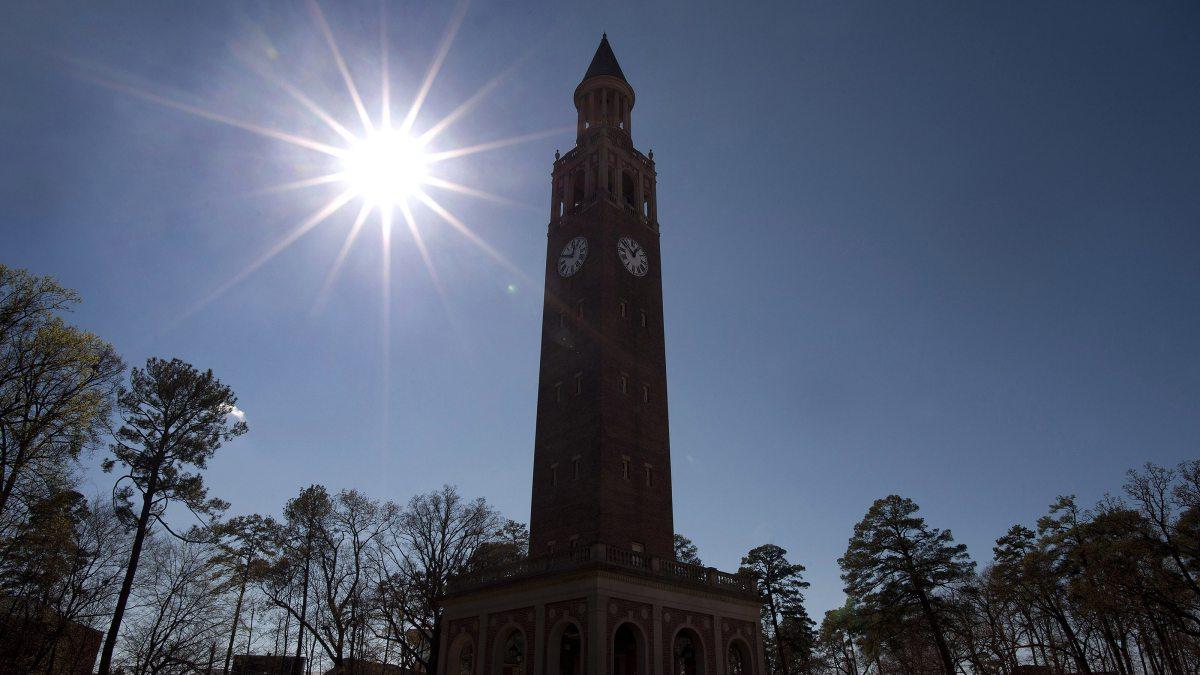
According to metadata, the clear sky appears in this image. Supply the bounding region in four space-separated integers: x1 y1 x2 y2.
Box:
2 1 1199 617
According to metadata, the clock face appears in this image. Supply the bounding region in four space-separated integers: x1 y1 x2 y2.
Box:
616 237 648 277
557 236 588 277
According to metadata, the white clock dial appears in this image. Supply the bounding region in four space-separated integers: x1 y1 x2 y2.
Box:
557 236 589 277
616 237 648 277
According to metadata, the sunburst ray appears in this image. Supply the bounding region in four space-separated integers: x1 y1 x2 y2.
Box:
421 175 536 211
309 0 374 134
412 189 528 283
401 0 470 135
427 127 572 163
313 201 374 313
74 69 345 157
249 172 347 197
179 188 357 324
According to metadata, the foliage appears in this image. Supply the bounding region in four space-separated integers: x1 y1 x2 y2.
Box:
96 357 246 675
839 495 974 674
674 533 703 565
0 265 124 536
741 544 816 675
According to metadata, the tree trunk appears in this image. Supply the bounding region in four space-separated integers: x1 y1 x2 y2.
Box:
428 611 444 675
294 555 310 666
97 485 156 675
224 569 249 674
914 588 956 675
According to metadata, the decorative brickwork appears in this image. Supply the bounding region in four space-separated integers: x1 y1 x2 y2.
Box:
721 617 760 675
446 616 480 674
544 598 588 671
661 608 716 675
485 607 536 675
605 598 654 674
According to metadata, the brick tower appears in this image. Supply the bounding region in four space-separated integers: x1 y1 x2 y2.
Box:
529 33 672 559
438 36 765 675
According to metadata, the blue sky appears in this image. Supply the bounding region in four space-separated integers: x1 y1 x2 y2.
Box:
2 1 1199 616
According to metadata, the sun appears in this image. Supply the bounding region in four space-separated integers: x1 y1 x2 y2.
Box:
340 128 430 208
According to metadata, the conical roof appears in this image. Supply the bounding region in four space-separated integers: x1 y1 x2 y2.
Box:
582 33 627 84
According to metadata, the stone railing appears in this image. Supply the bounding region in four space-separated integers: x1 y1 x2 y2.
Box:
448 543 758 599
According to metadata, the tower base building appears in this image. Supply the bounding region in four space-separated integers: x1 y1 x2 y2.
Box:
437 37 766 675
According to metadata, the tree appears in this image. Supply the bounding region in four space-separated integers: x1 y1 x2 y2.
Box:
0 265 124 533
740 544 815 675
96 357 246 675
0 495 127 673
214 514 277 675
118 538 226 674
466 520 529 572
839 495 974 675
262 487 396 671
376 485 502 675
674 533 702 565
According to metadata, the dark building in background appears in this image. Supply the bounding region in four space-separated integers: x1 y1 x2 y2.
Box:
231 653 306 675
0 600 102 675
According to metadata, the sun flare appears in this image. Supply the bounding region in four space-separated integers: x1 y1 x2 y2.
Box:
340 128 430 208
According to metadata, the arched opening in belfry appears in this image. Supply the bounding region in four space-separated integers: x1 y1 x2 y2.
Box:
727 640 750 675
497 628 525 675
622 172 635 209
571 169 586 211
673 629 704 675
612 623 643 675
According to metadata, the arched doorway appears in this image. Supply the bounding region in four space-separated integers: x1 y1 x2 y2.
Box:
613 623 643 675
496 629 525 675
673 629 704 675
457 642 475 675
727 640 750 675
558 623 582 675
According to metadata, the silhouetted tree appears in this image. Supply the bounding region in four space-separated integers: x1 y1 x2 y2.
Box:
674 533 702 565
214 513 277 674
0 265 123 533
839 495 974 675
96 358 246 675
377 485 502 674
741 544 815 675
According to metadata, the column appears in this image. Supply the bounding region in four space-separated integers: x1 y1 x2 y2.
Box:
651 604 664 675
635 169 645 221
711 615 724 675
589 594 607 675
534 603 546 675
599 146 609 198
477 613 488 675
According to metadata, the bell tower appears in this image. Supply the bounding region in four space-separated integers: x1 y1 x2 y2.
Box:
530 34 672 558
438 37 765 675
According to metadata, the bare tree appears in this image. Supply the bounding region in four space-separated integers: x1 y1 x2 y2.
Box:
261 488 396 671
375 485 502 674
119 538 226 674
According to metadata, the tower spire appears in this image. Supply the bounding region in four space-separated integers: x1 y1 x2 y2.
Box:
581 33 627 84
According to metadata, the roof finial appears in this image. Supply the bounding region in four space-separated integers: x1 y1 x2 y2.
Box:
602 32 607 40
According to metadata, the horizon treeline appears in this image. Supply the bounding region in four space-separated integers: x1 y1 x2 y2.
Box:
2 264 1198 675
